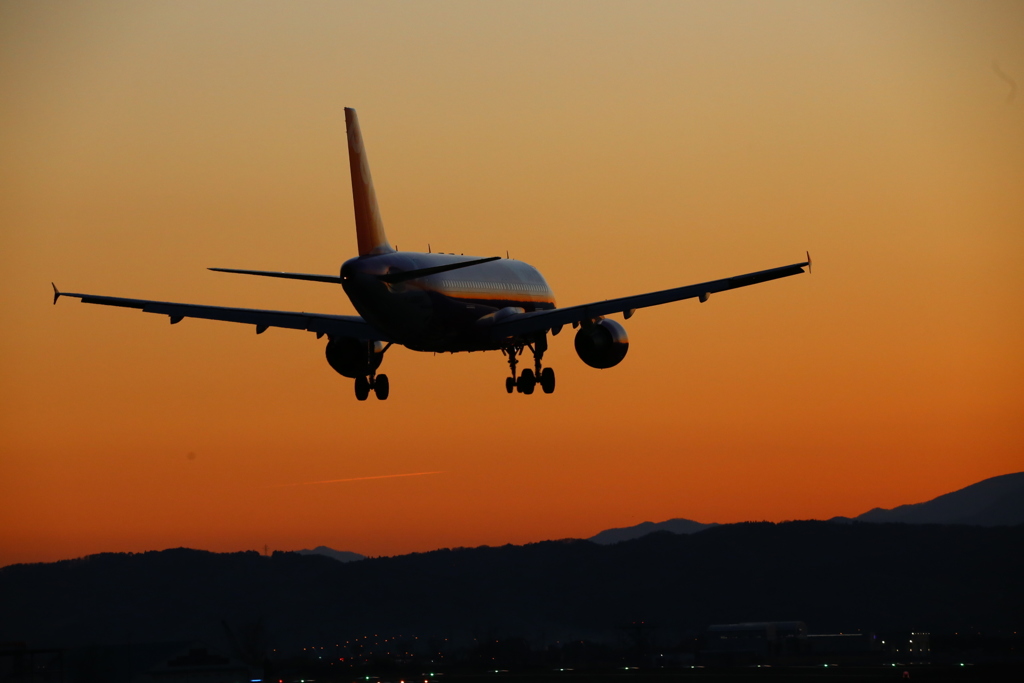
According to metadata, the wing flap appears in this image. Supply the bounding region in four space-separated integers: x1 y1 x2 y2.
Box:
57 290 391 341
484 259 809 340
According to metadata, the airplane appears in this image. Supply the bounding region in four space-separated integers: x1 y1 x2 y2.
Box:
53 108 811 401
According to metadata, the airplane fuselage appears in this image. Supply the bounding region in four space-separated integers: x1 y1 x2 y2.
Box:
341 252 555 352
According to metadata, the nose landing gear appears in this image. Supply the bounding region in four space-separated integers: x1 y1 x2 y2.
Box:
503 335 555 395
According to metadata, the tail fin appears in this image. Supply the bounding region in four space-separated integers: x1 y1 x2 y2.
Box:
345 108 394 256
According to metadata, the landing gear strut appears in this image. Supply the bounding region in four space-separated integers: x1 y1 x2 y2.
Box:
355 342 391 401
503 335 555 395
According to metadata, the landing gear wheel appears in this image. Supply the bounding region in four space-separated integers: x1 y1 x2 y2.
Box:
505 376 515 394
540 367 556 394
354 376 370 401
374 374 390 400
518 368 536 395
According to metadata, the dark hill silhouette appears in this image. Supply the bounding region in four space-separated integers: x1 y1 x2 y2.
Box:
2 522 1021 650
591 472 1024 544
852 471 1024 526
589 518 716 544
295 546 365 562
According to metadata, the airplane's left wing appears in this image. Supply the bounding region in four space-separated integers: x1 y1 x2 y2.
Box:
483 256 810 341
52 285 392 341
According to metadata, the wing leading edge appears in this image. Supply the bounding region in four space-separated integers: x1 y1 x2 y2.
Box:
483 257 811 340
51 285 391 342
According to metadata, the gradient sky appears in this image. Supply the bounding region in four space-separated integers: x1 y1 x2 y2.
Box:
2 1 1022 567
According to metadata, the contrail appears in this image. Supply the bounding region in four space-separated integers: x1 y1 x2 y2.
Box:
272 471 443 487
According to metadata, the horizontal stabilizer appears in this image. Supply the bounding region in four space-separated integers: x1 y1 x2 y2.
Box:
379 256 501 284
209 268 342 284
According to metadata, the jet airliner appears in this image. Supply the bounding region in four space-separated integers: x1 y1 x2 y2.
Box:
53 108 810 400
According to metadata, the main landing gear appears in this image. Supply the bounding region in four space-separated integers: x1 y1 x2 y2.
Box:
354 342 390 401
355 373 389 401
503 336 555 395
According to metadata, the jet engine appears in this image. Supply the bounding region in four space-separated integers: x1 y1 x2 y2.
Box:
574 318 629 369
325 337 384 378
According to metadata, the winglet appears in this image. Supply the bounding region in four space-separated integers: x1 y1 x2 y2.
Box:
51 282 61 305
806 251 812 274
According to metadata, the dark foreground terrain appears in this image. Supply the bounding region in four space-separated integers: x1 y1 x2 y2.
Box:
3 521 1023 681
440 667 1022 683
2 521 1021 650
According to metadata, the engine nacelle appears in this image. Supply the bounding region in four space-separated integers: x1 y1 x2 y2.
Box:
574 318 629 369
325 337 384 378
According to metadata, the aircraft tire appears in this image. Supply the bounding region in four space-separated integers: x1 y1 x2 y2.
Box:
374 374 390 400
518 369 536 395
540 367 555 394
355 376 370 401
505 377 515 394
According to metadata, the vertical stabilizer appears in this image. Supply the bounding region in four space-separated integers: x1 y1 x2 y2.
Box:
345 108 393 256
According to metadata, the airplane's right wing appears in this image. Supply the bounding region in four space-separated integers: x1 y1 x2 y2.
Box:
52 286 392 342
484 256 810 341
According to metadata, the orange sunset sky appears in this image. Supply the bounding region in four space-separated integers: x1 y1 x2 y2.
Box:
1 1 1022 567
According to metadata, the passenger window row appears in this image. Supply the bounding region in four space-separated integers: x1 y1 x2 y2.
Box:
440 280 546 294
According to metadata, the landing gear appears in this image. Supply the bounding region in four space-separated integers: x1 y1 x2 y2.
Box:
503 335 555 395
354 341 392 401
540 367 555 394
518 368 536 394
355 373 390 401
374 374 390 400
355 375 371 401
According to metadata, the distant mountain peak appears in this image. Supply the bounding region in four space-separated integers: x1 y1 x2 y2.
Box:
589 472 1024 545
852 471 1024 527
295 546 365 563
589 517 717 545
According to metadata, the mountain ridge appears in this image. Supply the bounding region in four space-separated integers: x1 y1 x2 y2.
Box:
588 471 1024 545
852 471 1023 525
589 518 717 544
295 546 365 563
